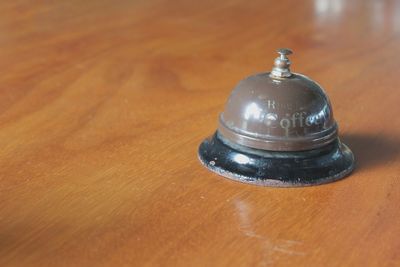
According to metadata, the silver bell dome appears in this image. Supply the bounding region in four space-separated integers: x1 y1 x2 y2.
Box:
219 48 337 151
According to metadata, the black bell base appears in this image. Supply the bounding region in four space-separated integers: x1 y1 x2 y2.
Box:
198 132 355 187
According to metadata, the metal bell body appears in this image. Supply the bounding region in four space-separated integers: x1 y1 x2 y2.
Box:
198 49 355 187
219 73 337 152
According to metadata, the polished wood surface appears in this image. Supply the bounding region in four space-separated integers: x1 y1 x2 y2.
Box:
0 0 399 266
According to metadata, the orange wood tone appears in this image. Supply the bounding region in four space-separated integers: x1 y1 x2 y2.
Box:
0 0 399 266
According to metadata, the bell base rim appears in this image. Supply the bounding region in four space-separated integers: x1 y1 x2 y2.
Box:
198 133 355 187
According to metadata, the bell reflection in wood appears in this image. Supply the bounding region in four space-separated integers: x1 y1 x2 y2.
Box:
198 48 355 187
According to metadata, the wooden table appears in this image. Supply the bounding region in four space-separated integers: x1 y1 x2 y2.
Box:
1 0 399 266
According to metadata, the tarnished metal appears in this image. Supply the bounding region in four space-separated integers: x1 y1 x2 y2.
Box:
270 48 293 78
219 72 337 151
198 48 355 187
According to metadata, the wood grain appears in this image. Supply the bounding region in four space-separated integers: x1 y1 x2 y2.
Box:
0 0 399 266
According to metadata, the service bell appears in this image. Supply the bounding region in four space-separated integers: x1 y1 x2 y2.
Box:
198 48 355 187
